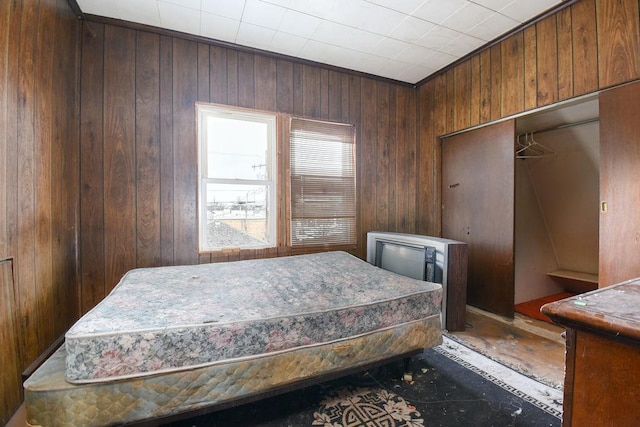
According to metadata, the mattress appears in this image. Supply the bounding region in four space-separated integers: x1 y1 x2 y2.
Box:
64 251 443 383
25 316 443 427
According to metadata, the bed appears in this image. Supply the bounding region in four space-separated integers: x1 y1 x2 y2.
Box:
23 251 443 426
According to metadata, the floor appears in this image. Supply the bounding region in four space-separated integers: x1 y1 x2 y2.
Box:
7 305 567 426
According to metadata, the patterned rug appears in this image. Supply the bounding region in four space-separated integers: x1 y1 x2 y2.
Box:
313 386 424 427
168 337 562 426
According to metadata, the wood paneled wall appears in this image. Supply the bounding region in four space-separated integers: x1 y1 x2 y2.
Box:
0 0 80 423
4 0 640 422
417 0 640 236
78 22 420 314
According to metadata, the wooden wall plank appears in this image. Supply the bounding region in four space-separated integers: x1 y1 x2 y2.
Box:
469 55 481 127
417 81 435 236
501 33 524 117
255 55 276 111
403 86 417 233
172 38 198 265
523 25 537 111
1 3 23 420
197 43 210 103
276 59 293 114
303 64 321 117
571 0 598 96
387 85 397 230
0 260 21 426
557 7 574 100
596 0 640 88
80 22 105 312
328 70 342 121
348 75 362 252
35 0 56 348
209 45 227 104
0 0 9 261
135 32 161 268
17 0 40 364
238 51 254 108
445 69 455 134
103 25 136 292
490 44 502 120
293 62 303 116
536 15 558 106
159 35 174 266
360 78 377 241
433 73 447 138
51 0 80 333
454 60 471 131
375 82 390 231
226 50 238 106
395 85 410 231
320 68 329 119
479 49 492 124
341 74 350 123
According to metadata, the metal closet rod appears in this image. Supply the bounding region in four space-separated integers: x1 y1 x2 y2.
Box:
519 117 600 138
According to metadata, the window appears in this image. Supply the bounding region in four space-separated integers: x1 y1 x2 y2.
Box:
197 104 357 252
289 118 357 247
197 105 277 251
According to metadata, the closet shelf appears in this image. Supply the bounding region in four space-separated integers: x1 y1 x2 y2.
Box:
547 269 598 284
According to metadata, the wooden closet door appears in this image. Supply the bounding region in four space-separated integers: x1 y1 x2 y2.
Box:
442 120 515 317
599 82 640 286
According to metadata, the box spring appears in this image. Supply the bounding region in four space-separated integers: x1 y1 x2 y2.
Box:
24 316 442 427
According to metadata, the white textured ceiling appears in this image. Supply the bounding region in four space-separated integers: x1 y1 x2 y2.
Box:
75 0 565 84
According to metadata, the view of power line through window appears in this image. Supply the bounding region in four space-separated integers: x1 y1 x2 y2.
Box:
198 104 356 252
198 108 276 251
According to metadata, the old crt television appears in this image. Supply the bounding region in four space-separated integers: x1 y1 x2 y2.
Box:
366 232 468 331
374 238 436 282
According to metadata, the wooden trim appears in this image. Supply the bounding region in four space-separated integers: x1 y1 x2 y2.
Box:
562 328 576 427
65 0 83 19
280 115 291 249
21 334 64 383
445 243 468 331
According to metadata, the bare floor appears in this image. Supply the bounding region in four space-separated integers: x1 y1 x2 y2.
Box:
448 305 566 388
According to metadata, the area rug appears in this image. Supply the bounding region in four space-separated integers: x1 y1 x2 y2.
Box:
167 337 562 426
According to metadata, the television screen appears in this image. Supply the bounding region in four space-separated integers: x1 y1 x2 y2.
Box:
376 241 435 281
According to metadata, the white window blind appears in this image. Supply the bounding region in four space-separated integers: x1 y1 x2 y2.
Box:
289 117 356 247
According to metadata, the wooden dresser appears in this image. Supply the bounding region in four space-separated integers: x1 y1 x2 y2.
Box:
541 278 640 427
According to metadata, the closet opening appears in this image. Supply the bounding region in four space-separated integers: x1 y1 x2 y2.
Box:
514 96 600 322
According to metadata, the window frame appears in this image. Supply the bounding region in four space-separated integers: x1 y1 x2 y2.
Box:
196 103 278 253
196 103 358 254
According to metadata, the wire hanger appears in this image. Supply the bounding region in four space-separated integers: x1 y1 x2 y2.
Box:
516 132 556 159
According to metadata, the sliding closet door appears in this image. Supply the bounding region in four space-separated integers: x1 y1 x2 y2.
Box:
442 120 515 317
599 82 640 286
